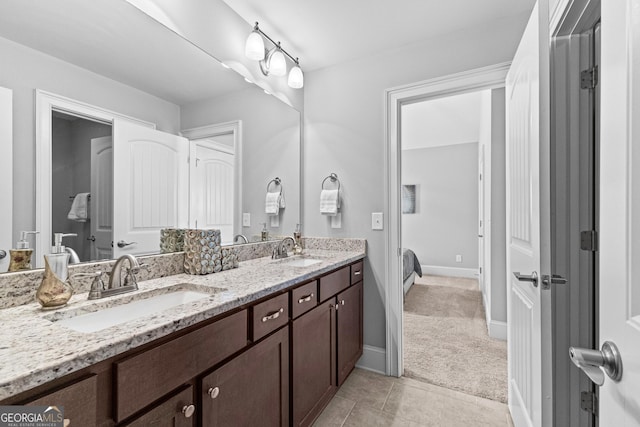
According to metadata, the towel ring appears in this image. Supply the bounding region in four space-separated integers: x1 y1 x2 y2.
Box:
267 177 282 193
321 173 341 191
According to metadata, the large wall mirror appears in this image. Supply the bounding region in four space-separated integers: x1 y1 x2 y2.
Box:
0 0 301 271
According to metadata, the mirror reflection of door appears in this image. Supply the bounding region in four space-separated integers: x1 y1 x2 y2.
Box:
90 136 113 261
0 87 12 272
52 111 112 263
189 136 235 245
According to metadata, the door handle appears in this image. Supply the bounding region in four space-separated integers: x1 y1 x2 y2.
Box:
513 271 538 287
117 240 137 248
541 274 568 290
0 250 6 259
569 341 622 386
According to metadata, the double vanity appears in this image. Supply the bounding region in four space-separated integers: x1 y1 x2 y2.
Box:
0 239 366 426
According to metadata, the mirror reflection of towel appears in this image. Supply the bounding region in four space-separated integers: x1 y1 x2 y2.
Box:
68 193 90 222
320 189 340 215
265 191 283 214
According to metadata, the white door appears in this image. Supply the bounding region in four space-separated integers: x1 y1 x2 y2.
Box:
0 87 12 272
90 136 113 261
113 119 188 257
506 3 552 426
189 139 235 244
597 0 640 424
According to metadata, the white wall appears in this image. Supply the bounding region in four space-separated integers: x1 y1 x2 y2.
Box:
0 36 180 247
401 143 479 270
303 13 528 358
181 87 301 239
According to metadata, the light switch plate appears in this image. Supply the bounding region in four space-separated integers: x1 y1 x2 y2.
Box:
372 212 383 230
242 213 251 227
270 215 280 227
331 213 342 229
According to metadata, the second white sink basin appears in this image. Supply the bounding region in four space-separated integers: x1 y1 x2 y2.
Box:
281 258 323 267
53 290 210 333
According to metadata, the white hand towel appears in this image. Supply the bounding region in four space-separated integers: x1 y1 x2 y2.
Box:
265 191 281 214
320 189 340 215
68 193 90 222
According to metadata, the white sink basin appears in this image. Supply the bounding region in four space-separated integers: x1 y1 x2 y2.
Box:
281 258 323 267
53 290 210 333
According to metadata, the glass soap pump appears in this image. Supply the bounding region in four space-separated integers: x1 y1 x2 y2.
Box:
36 233 76 309
261 223 269 241
8 231 39 272
293 224 303 255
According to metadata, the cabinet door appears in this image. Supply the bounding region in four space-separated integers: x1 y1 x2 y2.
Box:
25 375 97 427
124 385 195 427
201 326 289 427
292 299 337 427
337 281 363 386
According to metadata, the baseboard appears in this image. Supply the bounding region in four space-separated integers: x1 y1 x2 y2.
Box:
489 320 507 341
421 265 478 279
356 345 386 375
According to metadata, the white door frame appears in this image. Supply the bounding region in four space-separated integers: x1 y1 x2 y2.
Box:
181 120 243 234
35 90 154 267
384 62 510 376
0 87 12 272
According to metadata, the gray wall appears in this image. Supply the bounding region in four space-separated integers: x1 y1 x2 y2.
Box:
0 36 180 247
303 14 529 352
181 86 301 239
401 142 479 269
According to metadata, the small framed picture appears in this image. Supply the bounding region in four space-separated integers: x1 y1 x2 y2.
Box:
402 184 417 214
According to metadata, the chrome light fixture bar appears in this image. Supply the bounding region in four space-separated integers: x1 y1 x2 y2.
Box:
245 22 304 89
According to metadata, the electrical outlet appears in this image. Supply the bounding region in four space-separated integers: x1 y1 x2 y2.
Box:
372 213 383 230
242 213 250 227
456 255 462 263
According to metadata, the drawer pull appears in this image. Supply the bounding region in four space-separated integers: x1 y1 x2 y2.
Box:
354 270 362 276
298 293 314 304
208 387 220 399
182 404 196 418
262 308 284 322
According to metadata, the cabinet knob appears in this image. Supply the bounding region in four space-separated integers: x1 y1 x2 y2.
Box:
341 300 345 305
182 404 196 418
208 387 220 399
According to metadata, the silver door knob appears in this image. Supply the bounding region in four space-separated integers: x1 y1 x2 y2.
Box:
181 404 196 418
569 341 622 386
117 240 137 248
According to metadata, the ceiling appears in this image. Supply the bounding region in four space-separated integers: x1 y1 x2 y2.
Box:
0 0 247 105
401 91 486 150
222 0 536 71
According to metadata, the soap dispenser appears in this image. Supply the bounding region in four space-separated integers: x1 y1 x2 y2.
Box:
36 233 76 309
8 231 39 272
261 223 269 241
293 224 303 255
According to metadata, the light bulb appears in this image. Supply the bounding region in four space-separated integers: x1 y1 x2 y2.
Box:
288 64 304 88
245 30 265 61
268 48 287 76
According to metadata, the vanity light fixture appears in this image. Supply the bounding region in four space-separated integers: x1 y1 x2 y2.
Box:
244 22 304 89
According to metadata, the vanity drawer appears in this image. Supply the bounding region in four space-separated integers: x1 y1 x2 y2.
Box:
251 292 289 341
291 280 318 319
25 375 97 427
319 266 350 302
114 310 248 422
351 261 364 284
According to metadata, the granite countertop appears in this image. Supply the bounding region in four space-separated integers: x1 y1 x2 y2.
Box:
0 249 365 400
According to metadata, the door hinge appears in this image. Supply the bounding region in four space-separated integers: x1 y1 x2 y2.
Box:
581 391 598 415
581 230 598 251
581 66 599 89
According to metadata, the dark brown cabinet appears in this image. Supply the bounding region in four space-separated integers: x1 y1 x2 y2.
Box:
25 375 97 427
337 280 363 386
201 326 289 427
125 385 195 427
292 298 337 427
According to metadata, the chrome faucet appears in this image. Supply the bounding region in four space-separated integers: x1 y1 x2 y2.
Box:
272 237 296 259
109 254 148 290
234 234 249 244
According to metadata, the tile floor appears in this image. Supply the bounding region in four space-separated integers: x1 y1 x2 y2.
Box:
313 368 514 427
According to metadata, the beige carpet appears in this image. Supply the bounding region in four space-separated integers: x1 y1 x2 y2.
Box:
403 276 508 403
